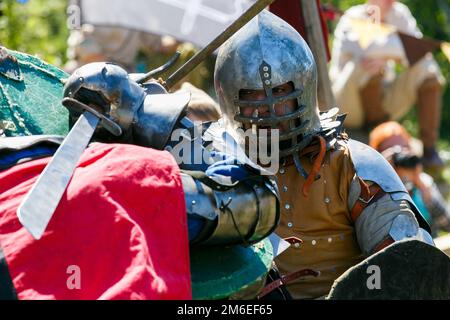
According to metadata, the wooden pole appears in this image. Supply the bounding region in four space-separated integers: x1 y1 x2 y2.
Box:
300 0 336 111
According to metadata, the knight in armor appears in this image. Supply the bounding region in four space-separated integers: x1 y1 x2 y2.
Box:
213 10 439 299
0 53 279 299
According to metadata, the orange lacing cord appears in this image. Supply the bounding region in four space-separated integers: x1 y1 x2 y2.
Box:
302 135 327 197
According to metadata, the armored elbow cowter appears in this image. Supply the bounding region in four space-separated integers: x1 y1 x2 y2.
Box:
181 171 280 246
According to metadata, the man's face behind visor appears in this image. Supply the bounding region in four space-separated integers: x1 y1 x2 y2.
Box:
238 81 298 133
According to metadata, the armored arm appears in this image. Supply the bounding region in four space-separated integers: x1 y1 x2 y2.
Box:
182 169 280 246
347 139 433 256
63 63 189 149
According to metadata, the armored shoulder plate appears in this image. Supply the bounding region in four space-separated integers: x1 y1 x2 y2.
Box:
133 91 190 150
347 139 430 231
347 139 407 193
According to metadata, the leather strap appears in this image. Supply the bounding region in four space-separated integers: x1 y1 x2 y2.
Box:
257 268 319 299
373 237 395 253
351 178 386 222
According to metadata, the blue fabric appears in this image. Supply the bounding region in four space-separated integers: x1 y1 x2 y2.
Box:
0 146 57 169
412 188 432 225
188 215 206 242
205 151 249 182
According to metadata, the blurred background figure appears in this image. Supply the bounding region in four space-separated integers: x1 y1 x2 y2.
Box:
179 82 221 122
65 24 179 73
330 0 446 170
369 121 450 238
65 23 214 92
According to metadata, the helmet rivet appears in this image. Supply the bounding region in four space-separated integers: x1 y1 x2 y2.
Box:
78 77 84 83
263 66 269 72
264 73 269 78
264 80 271 85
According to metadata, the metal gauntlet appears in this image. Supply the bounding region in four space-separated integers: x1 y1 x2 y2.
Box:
181 171 280 246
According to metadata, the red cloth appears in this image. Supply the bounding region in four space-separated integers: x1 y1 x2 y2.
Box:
0 143 191 299
270 0 331 61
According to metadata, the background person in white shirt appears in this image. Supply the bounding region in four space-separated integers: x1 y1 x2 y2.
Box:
329 0 446 170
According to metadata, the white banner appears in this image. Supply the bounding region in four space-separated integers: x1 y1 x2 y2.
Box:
80 0 257 48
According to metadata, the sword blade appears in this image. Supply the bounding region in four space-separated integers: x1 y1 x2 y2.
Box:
17 111 100 240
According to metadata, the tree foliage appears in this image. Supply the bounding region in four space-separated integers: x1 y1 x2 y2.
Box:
0 0 68 66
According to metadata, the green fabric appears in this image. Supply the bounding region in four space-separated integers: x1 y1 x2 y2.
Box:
0 47 69 137
190 238 273 300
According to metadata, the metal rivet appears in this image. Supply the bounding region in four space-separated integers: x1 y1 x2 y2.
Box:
324 197 330 204
265 80 271 85
283 186 288 192
287 222 293 228
263 66 269 72
280 168 285 174
312 240 317 245
264 72 269 78
285 204 291 210
294 243 300 248
328 238 332 243
192 200 196 205
323 180 327 184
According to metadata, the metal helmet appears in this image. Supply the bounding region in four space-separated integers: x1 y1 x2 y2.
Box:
64 62 146 131
214 10 321 158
